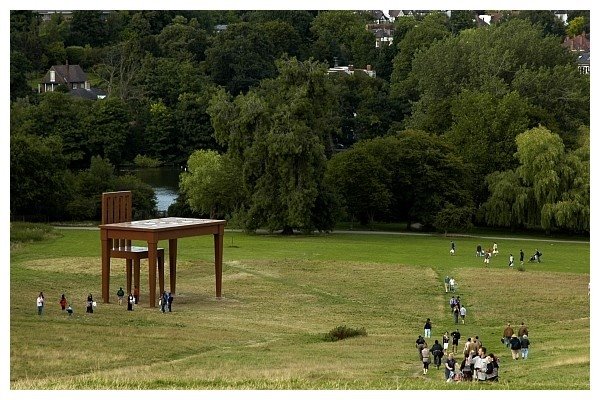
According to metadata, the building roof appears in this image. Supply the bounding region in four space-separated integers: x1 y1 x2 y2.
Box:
577 52 590 65
563 33 590 52
41 64 87 84
69 87 107 100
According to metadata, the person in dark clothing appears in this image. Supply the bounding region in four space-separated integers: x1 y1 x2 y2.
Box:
86 294 94 313
509 334 522 359
167 292 173 312
451 329 461 354
430 340 444 369
127 293 134 311
416 335 426 360
520 335 530 359
161 291 168 313
520 249 525 266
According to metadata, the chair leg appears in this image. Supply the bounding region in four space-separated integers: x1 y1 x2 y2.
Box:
134 259 141 304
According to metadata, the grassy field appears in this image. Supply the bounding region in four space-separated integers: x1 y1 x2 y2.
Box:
9 226 590 390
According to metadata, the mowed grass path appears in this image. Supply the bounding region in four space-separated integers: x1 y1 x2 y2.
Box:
10 229 589 389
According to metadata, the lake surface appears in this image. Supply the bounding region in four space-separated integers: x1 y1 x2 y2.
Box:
121 167 181 211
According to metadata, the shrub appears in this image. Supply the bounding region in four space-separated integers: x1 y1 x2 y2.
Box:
324 325 367 342
10 222 59 243
133 155 163 168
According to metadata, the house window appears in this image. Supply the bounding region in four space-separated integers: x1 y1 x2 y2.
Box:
50 71 55 82
73 83 77 89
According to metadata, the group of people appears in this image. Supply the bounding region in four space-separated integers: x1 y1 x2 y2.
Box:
36 287 174 315
443 276 457 293
502 322 531 360
413 241 539 381
476 242 499 259
36 292 74 316
416 328 499 382
449 296 467 325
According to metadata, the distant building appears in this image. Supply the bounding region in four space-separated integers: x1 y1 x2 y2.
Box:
563 33 590 53
38 63 107 100
576 52 590 74
328 64 376 78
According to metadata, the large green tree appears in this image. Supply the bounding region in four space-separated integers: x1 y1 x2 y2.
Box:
204 22 279 94
179 150 245 219
406 18 576 135
310 10 376 68
482 126 589 233
208 57 340 233
10 133 72 220
326 130 471 228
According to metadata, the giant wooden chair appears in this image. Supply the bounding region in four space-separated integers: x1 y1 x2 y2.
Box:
101 191 165 303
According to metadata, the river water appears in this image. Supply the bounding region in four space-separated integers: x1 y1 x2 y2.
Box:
121 167 181 212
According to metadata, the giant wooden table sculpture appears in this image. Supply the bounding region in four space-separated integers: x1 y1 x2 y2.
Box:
100 217 226 307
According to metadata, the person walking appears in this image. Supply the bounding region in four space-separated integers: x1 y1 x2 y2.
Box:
503 323 514 347
36 292 45 316
449 277 456 293
444 353 456 382
520 249 525 266
449 295 456 311
451 328 461 354
127 292 134 311
450 241 456 255
167 292 173 312
161 291 169 313
476 244 482 257
86 294 94 313
508 254 514 268
59 294 67 311
421 343 431 374
484 251 491 266
431 339 444 369
453 305 460 324
520 334 530 359
486 353 499 381
116 287 125 305
424 318 432 338
518 322 529 339
459 305 467 324
509 334 521 360
442 331 450 354
474 347 488 382
492 242 499 256
444 276 450 293
415 335 426 361
460 352 473 381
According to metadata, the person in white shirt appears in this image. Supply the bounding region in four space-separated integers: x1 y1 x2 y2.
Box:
36 292 45 316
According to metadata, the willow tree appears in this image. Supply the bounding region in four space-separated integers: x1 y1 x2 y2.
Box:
482 126 589 233
207 57 340 233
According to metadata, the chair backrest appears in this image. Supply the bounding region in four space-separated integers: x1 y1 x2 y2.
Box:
102 191 133 248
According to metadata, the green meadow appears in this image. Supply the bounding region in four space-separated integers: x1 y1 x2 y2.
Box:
10 226 589 389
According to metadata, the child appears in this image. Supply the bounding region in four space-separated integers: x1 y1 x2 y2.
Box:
59 294 67 310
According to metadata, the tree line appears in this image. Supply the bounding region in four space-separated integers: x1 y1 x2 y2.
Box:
10 10 589 234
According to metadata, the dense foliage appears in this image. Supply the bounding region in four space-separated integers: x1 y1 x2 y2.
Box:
10 10 589 233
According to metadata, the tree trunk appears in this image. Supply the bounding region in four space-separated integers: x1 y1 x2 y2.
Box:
281 226 294 235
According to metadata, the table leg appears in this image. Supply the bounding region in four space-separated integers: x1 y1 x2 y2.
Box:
148 241 158 307
101 234 110 303
134 259 140 304
214 229 224 298
169 239 177 294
